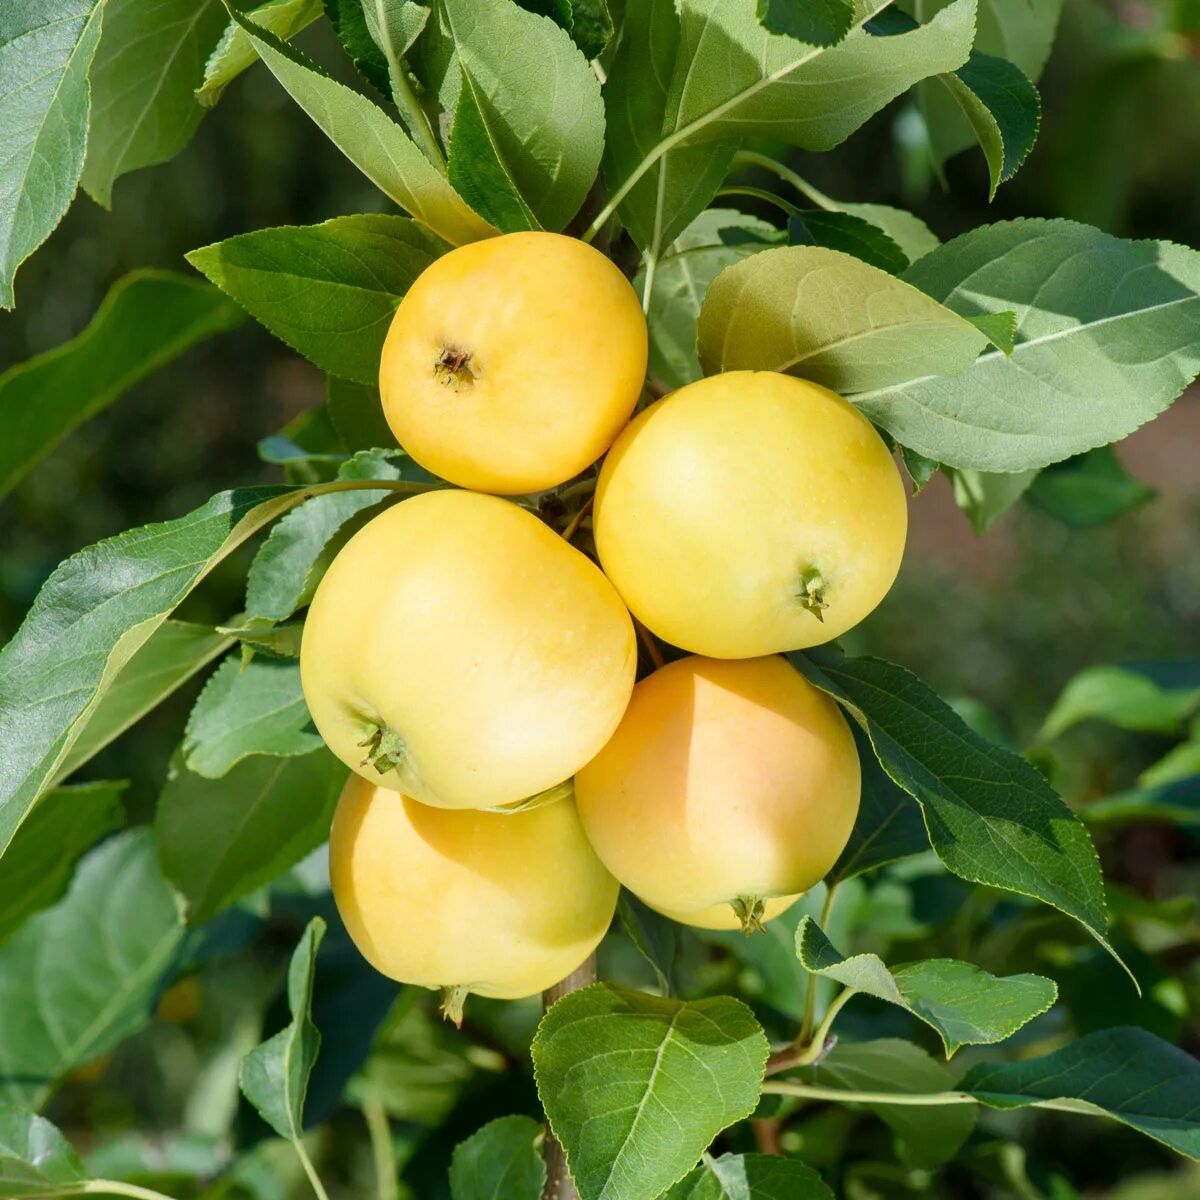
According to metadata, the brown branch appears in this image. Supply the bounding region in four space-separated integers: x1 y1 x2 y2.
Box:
541 956 597 1200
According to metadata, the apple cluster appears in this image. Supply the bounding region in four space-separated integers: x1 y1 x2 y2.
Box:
298 232 908 1022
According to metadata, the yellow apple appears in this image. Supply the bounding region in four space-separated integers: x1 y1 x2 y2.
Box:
300 489 636 809
574 655 861 932
593 370 908 657
380 232 647 494
330 775 618 1021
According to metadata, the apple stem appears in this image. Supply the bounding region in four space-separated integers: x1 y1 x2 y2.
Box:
731 895 767 936
633 618 666 670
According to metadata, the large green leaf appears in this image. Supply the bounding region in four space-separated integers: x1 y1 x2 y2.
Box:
245 450 431 622
0 271 243 498
0 781 125 947
55 620 233 783
0 1110 87 1197
183 656 321 777
963 1026 1200 1161
1025 446 1155 529
662 1153 834 1199
796 917 1056 1055
158 748 343 924
1040 665 1200 741
532 983 768 1200
0 0 103 308
449 1115 546 1200
80 0 228 206
240 917 326 1138
806 1039 976 1167
830 725 928 883
697 244 988 391
443 0 604 232
0 831 185 1108
637 208 777 390
199 0 324 107
852 220 1200 472
187 215 443 385
601 0 975 256
227 6 494 245
792 648 1120 973
0 478 420 861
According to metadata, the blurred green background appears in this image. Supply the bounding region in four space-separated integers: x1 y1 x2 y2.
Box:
1 2 1198 1196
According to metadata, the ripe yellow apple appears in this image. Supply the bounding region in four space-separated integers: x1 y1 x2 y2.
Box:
380 232 647 494
300 489 636 809
330 775 618 1020
593 371 908 657
574 655 860 932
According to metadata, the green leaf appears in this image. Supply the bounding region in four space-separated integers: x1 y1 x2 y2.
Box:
936 51 1041 198
0 830 185 1108
796 916 1056 1055
362 0 431 63
532 983 768 1200
1026 446 1155 528
199 0 324 108
157 748 345 924
226 5 494 245
830 726 929 884
603 0 976 257
0 477 416 861
697 245 989 393
0 0 103 308
0 781 125 947
787 210 909 274
1141 731 1200 789
1082 777 1200 829
792 647 1122 976
449 1115 546 1200
854 219 1200 472
186 215 443 385
0 269 243 498
755 0 854 45
324 0 391 95
638 208 778 390
0 1110 87 1196
963 307 1016 354
240 917 326 1138
806 1039 976 1167
566 0 612 59
616 892 680 996
326 376 398 451
662 1152 834 1199
1040 666 1200 740
80 0 228 206
963 1026 1200 1161
443 0 604 232
245 450 430 622
54 620 233 783
901 445 939 493
950 467 1038 533
914 0 1062 176
221 618 306 661
183 656 321 777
